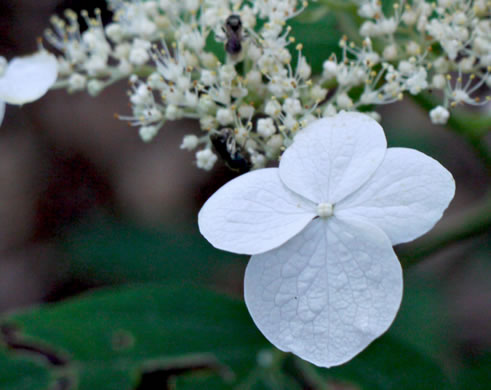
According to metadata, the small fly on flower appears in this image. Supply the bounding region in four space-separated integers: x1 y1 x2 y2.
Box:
210 128 251 173
222 15 246 63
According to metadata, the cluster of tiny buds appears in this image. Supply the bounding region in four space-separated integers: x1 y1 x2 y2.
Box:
43 0 489 171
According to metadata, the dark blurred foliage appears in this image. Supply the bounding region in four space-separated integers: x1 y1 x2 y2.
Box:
0 1 489 389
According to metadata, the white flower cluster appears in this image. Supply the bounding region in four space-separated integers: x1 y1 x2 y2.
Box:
43 0 490 171
352 0 490 124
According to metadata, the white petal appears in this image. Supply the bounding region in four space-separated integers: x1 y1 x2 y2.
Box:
0 100 5 126
336 148 455 245
279 112 387 204
244 217 402 368
198 168 316 255
0 51 58 105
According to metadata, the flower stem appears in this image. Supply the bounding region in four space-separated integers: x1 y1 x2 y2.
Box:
400 192 491 267
290 357 330 390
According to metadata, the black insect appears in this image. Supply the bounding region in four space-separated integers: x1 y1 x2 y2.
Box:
210 128 251 173
222 14 245 62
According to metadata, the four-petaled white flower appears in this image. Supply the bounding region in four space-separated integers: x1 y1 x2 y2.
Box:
0 51 58 126
198 112 455 368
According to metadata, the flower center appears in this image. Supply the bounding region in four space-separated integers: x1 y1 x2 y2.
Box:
317 203 334 218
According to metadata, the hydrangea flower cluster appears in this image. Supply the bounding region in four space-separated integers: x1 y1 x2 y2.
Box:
0 0 463 369
24 0 488 171
199 112 455 367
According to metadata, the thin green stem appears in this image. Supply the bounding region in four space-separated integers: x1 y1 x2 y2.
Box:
291 357 330 390
400 192 491 267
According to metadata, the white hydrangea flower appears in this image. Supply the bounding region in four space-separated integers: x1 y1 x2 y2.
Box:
0 51 58 126
198 112 455 367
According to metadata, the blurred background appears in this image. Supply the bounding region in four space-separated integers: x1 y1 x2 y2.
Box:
0 0 489 388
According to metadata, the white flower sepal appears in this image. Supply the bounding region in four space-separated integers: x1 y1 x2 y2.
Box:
0 51 58 126
198 112 455 368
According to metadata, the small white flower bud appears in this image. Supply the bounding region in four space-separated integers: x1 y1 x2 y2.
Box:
460 57 475 73
154 14 171 29
398 61 414 75
246 70 262 86
379 18 397 35
139 125 159 142
364 52 380 66
406 67 428 95
358 3 380 18
105 23 123 43
322 60 338 79
283 115 298 130
130 84 153 105
68 73 87 92
87 80 104 96
311 85 327 102
453 11 466 25
118 60 133 74
282 98 302 115
432 74 446 89
406 41 421 56
231 86 248 99
165 104 182 120
257 118 276 138
180 134 199 150
402 10 417 26
297 58 311 79
248 45 262 62
336 93 353 109
238 104 254 119
278 49 292 64
183 50 199 68
114 43 131 60
433 57 449 73
198 95 217 114
143 1 159 14
219 64 237 84
251 153 266 169
429 106 449 125
266 134 284 152
200 52 218 68
366 111 381 122
216 108 234 125
129 47 150 66
196 149 217 170
360 21 376 37
323 104 337 117
200 115 217 130
185 91 198 108
57 58 72 77
84 56 108 76
265 100 282 117
147 73 163 89
383 44 398 61
200 70 217 85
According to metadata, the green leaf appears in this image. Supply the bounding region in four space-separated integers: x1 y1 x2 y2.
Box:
0 349 52 390
316 334 452 389
456 352 491 390
61 215 240 285
288 5 341 74
2 284 267 390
